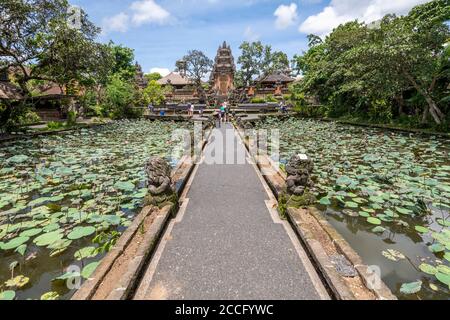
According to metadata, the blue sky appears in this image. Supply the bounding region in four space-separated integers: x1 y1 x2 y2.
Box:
70 0 432 75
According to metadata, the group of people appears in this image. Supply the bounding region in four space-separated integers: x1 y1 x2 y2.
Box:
148 100 289 119
218 101 229 123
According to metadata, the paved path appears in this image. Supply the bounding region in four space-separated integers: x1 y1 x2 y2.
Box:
134 124 329 300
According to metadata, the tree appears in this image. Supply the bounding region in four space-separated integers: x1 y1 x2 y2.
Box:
178 50 213 88
103 74 140 119
293 0 450 126
142 80 165 106
108 43 136 81
145 72 162 82
0 0 112 94
237 41 290 87
237 41 266 87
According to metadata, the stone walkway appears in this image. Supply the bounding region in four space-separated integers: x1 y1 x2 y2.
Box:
134 124 329 300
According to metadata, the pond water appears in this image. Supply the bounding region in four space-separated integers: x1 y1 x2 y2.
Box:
0 120 192 300
254 117 450 300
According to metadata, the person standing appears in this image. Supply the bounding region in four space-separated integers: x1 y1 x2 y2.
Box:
220 103 226 123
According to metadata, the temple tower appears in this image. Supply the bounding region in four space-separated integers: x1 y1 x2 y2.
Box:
210 41 235 97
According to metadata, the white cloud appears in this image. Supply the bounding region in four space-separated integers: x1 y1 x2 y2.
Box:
150 67 171 77
102 13 130 34
244 26 260 41
299 0 430 36
131 0 171 25
274 3 298 30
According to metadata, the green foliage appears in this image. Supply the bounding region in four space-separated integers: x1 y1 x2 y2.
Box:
265 95 278 103
108 43 137 81
237 41 290 87
66 111 77 126
177 50 213 87
145 72 162 82
143 80 165 106
251 97 266 104
103 74 142 119
47 121 65 130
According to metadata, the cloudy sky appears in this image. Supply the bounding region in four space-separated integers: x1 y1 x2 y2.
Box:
70 0 432 75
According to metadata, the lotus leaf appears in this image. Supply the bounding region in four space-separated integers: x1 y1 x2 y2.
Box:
81 261 100 279
67 226 96 240
400 281 422 294
367 217 381 225
33 231 63 247
5 275 29 288
0 290 15 300
382 249 406 262
74 246 97 260
1 236 30 250
41 292 59 300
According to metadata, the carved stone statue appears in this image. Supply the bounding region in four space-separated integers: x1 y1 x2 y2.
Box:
285 154 316 208
144 157 177 208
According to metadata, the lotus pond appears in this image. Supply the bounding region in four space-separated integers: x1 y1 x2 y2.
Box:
255 117 450 300
0 120 192 300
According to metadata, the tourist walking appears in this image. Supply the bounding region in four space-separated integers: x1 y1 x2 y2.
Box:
220 103 226 123
148 103 154 115
188 103 195 117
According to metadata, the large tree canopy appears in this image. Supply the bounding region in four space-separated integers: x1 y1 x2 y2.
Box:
177 50 213 88
236 41 290 88
293 0 450 126
0 0 112 95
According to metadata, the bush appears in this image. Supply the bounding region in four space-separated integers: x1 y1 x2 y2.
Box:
18 110 41 125
266 95 278 103
47 121 65 130
66 111 77 126
251 97 266 104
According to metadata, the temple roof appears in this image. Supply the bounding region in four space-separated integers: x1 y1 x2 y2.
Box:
0 82 24 100
157 72 191 86
256 72 295 84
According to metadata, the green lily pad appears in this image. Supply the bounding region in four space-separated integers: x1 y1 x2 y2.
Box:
435 272 450 286
372 226 386 233
414 226 429 234
74 246 97 260
382 249 406 261
40 291 59 300
429 243 446 253
319 197 331 205
5 275 30 288
33 231 63 247
20 228 43 238
367 217 381 225
396 207 413 215
81 261 100 279
437 264 450 275
15 244 27 256
7 155 29 163
345 201 358 208
114 181 135 192
444 252 450 262
0 290 16 300
418 263 437 275
1 236 30 250
53 271 81 282
67 226 96 240
400 281 422 294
